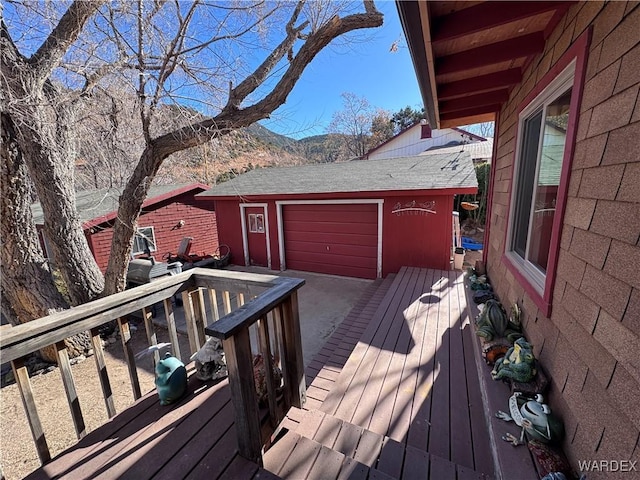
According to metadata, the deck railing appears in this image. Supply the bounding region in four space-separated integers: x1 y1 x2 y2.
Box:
0 267 305 467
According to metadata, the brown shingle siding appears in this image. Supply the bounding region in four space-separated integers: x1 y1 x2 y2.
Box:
564 197 597 230
557 248 587 289
601 120 640 165
603 240 640 290
587 84 639 137
573 1 606 43
580 264 633 320
607 364 640 430
569 227 611 270
593 309 640 385
592 0 627 47
581 59 621 112
597 4 640 70
578 164 624 200
614 42 640 94
551 17 577 65
623 288 640 332
573 132 608 169
590 199 640 244
562 280 600 332
617 161 640 202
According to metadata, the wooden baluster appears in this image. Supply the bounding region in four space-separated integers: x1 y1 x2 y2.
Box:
55 342 86 439
163 298 182 362
280 292 306 409
257 316 279 427
117 317 142 400
222 327 262 464
237 292 245 308
209 289 220 322
11 357 51 464
182 291 199 356
191 288 207 347
270 309 282 368
90 327 116 418
273 304 287 391
142 306 160 366
222 290 232 315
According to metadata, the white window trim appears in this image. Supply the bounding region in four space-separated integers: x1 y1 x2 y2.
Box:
133 226 157 255
275 199 384 278
247 213 265 233
239 203 271 269
506 60 576 295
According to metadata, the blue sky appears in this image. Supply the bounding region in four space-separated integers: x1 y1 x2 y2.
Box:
262 2 423 139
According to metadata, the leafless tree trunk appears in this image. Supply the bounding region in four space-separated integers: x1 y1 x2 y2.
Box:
1 112 90 362
1 3 105 307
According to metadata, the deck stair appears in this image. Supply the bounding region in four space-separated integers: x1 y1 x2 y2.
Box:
263 407 492 479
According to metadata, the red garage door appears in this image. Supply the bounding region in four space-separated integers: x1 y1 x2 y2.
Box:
283 203 378 279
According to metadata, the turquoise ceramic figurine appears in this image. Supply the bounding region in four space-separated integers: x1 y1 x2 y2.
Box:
155 352 187 406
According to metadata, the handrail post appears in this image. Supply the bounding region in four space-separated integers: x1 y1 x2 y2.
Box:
281 291 306 408
222 327 263 464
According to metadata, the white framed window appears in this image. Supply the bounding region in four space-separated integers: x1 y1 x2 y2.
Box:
506 61 575 295
133 226 157 254
248 213 265 233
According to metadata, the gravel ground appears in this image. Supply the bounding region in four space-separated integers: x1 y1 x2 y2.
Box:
1 324 192 480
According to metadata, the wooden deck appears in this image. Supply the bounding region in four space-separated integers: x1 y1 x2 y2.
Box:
264 267 496 479
25 267 536 479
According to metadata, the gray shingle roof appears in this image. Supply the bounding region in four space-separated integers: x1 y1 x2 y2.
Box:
31 183 195 225
198 151 477 198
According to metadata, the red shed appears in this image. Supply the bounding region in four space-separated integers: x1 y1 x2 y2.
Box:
197 151 477 279
32 183 218 271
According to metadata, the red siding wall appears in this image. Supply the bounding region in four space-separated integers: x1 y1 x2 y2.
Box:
214 193 455 277
89 193 218 271
382 194 453 274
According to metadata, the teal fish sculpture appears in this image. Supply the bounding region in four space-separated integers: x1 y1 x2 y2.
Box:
155 352 187 406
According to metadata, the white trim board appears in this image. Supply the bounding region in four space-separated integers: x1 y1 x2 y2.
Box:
239 203 271 269
275 199 384 278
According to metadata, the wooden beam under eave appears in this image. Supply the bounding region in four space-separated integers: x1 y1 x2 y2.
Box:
431 1 573 43
439 104 502 122
439 89 510 115
438 69 522 100
436 32 545 75
441 112 496 129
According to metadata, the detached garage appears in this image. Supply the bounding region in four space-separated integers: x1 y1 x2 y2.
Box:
198 151 477 279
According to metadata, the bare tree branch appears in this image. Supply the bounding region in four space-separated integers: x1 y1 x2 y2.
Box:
28 0 104 84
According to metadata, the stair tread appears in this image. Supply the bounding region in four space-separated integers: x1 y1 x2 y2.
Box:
273 408 494 480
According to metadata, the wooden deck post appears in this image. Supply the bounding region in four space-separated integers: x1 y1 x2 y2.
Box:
281 291 306 409
222 327 263 464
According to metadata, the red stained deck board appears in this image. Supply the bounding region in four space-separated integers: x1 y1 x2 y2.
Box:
324 268 417 422
377 436 405 478
333 421 363 458
307 445 346 480
448 271 475 470
387 268 438 443
406 272 445 451
263 431 301 475
402 445 430 479
368 268 431 437
427 270 453 461
279 436 323 479
337 457 369 480
429 454 457 479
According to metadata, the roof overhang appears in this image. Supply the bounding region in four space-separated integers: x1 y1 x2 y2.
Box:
397 1 574 128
